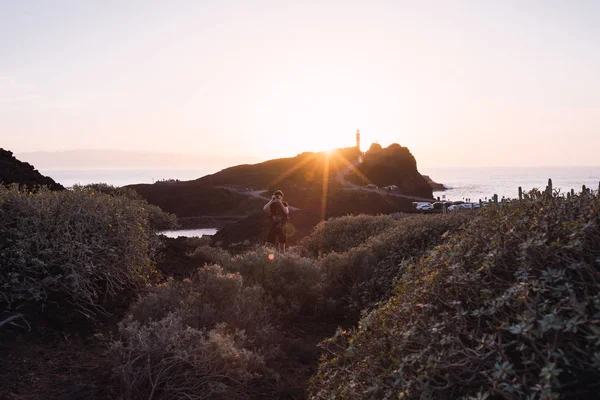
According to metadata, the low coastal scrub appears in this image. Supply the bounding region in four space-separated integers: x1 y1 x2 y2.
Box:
299 214 396 257
188 244 232 269
0 185 176 324
311 191 600 399
111 265 280 400
229 248 324 317
320 213 472 312
109 213 475 398
76 183 179 231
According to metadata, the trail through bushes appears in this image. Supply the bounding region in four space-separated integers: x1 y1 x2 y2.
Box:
110 212 474 398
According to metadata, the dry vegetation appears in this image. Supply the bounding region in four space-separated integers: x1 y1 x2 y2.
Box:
311 189 600 399
4 182 599 400
0 184 177 325
108 212 474 399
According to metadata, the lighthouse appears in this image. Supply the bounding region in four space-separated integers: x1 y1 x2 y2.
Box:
356 129 361 150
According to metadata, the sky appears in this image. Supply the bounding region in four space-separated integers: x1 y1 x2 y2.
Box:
1 0 599 168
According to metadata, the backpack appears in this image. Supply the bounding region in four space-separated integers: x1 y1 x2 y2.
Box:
270 201 289 228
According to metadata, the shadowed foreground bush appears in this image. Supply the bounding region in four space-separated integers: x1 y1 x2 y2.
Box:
0 185 174 322
320 213 473 312
311 191 600 399
111 265 280 400
189 244 232 269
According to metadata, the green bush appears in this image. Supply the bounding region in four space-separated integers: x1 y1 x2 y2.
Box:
229 248 324 317
311 192 600 399
299 214 396 257
320 213 472 311
112 265 279 399
75 183 179 231
188 245 232 269
74 183 142 200
0 185 169 321
128 265 274 335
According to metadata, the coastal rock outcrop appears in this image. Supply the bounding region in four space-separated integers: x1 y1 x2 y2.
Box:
422 175 446 191
345 143 433 198
130 143 436 248
0 148 64 190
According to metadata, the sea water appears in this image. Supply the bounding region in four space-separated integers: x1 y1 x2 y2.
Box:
421 166 600 202
159 229 218 238
40 168 213 187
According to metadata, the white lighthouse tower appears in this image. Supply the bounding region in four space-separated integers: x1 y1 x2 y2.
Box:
356 129 361 150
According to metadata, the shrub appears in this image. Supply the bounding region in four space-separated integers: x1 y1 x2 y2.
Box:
75 183 179 231
112 315 269 400
188 245 232 269
112 265 279 399
229 248 324 317
311 191 600 399
320 213 472 311
128 265 273 335
74 183 142 200
144 202 179 231
299 214 396 258
0 185 168 322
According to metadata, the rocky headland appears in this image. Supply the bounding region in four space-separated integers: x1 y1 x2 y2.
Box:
0 148 64 190
129 144 440 249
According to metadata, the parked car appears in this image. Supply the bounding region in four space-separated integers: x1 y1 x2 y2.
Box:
417 203 433 211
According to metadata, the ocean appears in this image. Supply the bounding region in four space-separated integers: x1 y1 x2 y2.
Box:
421 166 600 202
40 168 214 187
45 166 600 203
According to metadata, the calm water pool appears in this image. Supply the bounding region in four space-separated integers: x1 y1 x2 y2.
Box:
159 228 218 238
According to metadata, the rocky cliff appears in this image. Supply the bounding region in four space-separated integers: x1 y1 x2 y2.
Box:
345 143 433 198
0 149 64 190
422 175 446 191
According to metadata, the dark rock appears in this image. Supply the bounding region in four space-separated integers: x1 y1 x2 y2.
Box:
345 143 433 198
0 148 64 190
422 175 446 191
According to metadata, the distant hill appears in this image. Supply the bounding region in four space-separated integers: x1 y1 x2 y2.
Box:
195 147 363 189
0 148 64 190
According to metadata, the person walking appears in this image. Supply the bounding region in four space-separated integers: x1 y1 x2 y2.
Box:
263 190 290 251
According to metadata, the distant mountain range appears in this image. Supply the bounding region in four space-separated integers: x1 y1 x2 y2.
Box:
15 149 262 170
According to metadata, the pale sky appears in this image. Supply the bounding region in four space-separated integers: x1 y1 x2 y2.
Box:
1 0 599 167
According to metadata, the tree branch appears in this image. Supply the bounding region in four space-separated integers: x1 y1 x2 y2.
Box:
0 313 30 330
